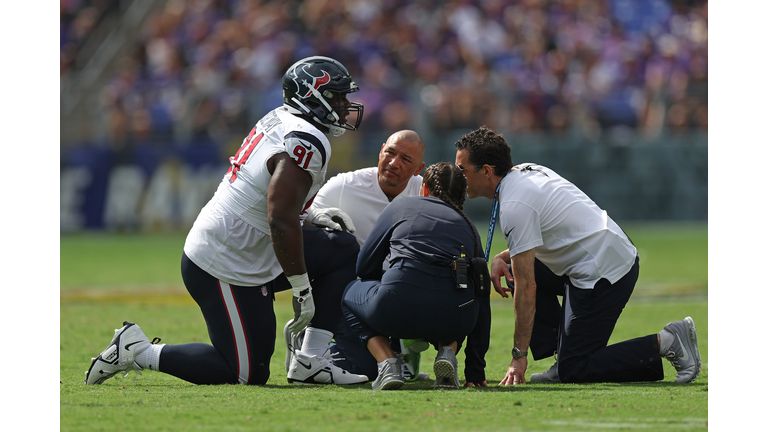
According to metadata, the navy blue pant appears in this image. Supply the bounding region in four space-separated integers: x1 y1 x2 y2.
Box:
160 225 359 385
330 318 379 379
340 260 478 366
514 256 663 383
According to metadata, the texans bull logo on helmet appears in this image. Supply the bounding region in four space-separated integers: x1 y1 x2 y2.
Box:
295 66 331 100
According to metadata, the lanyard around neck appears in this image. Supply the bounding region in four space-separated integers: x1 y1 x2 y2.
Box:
484 176 505 261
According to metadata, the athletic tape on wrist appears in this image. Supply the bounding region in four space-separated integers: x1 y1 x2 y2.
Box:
287 273 312 302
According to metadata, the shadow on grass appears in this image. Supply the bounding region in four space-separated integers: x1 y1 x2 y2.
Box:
445 381 707 393
250 379 707 393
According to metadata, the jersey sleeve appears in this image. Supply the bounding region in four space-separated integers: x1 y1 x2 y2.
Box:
283 130 329 182
500 200 544 257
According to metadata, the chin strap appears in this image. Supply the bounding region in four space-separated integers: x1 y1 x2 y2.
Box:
301 79 339 123
328 125 345 137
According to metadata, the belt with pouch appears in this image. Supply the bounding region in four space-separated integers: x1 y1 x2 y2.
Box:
392 258 455 278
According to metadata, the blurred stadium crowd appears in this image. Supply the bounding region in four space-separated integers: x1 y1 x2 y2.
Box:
61 0 707 157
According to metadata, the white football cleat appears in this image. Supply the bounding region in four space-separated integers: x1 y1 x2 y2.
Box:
287 350 368 385
85 321 151 385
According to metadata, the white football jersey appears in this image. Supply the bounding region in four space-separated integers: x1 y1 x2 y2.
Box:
307 167 423 245
184 107 331 286
498 163 637 289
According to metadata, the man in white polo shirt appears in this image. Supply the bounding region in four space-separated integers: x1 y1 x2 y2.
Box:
285 130 429 383
454 126 702 385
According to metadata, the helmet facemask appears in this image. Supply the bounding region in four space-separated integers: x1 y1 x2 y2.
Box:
319 89 364 137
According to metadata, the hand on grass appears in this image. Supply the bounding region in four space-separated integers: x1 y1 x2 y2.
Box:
499 357 527 385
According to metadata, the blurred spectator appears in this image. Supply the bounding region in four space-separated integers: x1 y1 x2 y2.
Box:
62 0 708 157
60 0 116 74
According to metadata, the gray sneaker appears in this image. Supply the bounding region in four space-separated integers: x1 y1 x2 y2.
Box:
663 316 702 383
530 361 560 383
371 358 405 390
433 346 461 389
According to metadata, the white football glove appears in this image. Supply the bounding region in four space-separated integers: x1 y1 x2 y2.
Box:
287 274 315 333
306 207 356 233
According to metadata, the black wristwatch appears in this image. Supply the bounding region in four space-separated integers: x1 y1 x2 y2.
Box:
511 347 528 359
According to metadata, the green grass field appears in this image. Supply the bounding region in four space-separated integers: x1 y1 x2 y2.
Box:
60 222 708 431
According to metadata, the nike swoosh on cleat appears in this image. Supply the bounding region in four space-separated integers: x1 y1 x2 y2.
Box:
125 341 143 351
675 334 690 361
296 359 313 370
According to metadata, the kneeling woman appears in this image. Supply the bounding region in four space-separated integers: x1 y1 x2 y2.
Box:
341 162 490 390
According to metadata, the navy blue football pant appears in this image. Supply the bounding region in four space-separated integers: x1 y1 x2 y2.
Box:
515 256 663 383
339 259 478 376
159 225 359 385
330 312 379 379
159 253 276 385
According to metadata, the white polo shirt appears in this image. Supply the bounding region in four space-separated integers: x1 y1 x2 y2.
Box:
307 167 423 245
498 163 637 289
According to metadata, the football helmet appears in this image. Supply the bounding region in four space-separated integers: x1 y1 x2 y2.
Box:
282 56 364 137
